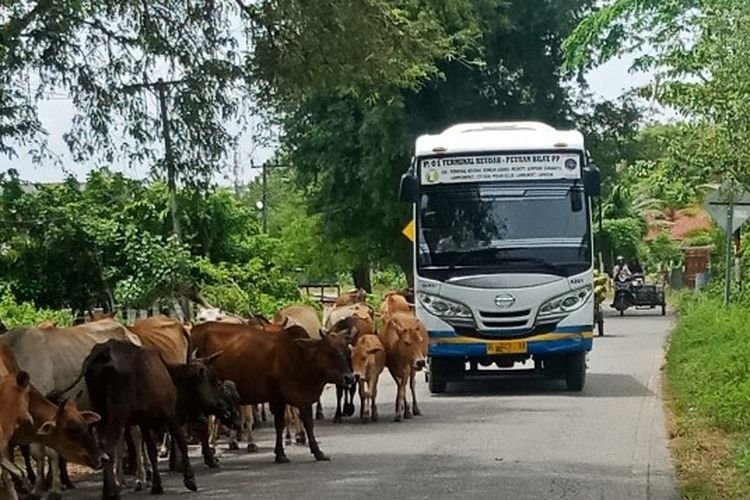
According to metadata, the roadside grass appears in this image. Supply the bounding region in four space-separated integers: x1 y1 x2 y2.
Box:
665 293 750 499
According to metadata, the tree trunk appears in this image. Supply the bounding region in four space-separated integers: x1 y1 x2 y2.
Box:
351 265 372 293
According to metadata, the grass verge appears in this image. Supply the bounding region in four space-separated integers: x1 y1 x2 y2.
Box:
665 293 750 499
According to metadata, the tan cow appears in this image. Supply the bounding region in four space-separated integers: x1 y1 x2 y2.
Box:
334 289 367 307
351 334 386 423
379 312 428 422
129 315 191 365
36 320 57 330
379 292 412 320
0 370 32 500
273 305 322 339
1 344 105 498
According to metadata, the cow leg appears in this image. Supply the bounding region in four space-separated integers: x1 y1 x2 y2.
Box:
315 399 324 420
251 405 261 429
344 384 356 417
299 404 329 462
167 421 197 492
19 445 36 485
394 375 407 422
0 467 19 500
371 372 381 422
333 385 344 423
58 456 74 491
284 406 292 445
114 433 129 489
359 378 369 423
123 426 136 476
30 444 48 499
244 408 258 453
292 407 306 445
197 419 220 469
261 403 268 423
45 449 63 500
409 368 422 416
128 426 146 492
141 427 163 496
271 402 289 464
207 416 220 453
101 424 123 500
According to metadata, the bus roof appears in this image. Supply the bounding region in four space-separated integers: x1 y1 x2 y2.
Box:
415 122 585 157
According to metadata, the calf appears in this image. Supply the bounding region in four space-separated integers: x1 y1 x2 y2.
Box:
327 316 375 422
0 371 32 500
379 312 428 422
3 342 106 498
191 321 353 463
81 340 199 499
351 334 386 423
379 292 412 320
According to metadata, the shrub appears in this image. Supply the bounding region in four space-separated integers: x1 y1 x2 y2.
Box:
0 287 74 328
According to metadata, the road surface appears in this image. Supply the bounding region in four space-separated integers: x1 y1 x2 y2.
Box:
74 310 678 500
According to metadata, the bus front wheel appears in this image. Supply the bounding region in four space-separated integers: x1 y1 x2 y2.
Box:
565 352 587 391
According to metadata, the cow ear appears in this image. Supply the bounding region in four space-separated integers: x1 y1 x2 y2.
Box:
79 411 101 425
367 346 383 355
294 338 316 348
16 371 30 389
37 420 56 436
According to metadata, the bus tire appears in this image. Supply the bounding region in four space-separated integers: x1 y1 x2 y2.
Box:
565 352 586 391
429 359 448 394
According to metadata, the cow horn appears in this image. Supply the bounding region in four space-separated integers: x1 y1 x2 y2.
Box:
204 351 223 364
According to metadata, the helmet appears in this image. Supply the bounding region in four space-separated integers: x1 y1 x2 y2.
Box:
616 255 624 262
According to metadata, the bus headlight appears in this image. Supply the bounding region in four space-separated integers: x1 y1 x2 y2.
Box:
418 293 473 319
537 285 592 319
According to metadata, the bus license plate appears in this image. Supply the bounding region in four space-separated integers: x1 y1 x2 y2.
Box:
487 341 527 355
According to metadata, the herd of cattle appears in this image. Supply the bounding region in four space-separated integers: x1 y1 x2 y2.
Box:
0 289 427 500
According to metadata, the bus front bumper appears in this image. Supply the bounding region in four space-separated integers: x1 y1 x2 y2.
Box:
428 329 593 358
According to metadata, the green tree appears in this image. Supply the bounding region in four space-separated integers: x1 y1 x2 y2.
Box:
283 0 596 287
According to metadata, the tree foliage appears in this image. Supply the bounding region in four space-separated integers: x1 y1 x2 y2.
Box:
0 168 299 315
283 0 597 276
1 0 466 183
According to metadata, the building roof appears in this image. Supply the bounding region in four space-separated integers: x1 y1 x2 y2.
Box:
646 208 713 241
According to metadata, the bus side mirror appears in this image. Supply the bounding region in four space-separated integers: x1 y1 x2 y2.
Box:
399 172 418 203
583 164 601 197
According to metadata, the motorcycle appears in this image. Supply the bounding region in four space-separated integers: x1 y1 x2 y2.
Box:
612 274 633 316
611 272 666 317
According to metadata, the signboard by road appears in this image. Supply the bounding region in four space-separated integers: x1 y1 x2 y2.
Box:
703 181 750 232
419 152 581 185
402 219 415 242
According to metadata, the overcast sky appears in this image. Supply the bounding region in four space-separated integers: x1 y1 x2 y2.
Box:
6 55 651 184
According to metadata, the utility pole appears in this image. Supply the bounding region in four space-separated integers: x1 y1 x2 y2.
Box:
261 161 268 233
156 79 180 243
724 182 735 307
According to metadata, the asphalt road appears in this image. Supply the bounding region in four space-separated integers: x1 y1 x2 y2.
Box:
74 310 678 500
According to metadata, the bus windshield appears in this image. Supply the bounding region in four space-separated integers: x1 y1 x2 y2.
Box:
417 184 591 278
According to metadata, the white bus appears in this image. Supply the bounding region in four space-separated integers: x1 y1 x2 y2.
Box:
399 122 600 393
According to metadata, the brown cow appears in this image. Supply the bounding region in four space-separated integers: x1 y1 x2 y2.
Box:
334 289 367 307
81 339 209 498
380 292 412 320
272 305 325 422
379 312 428 422
36 320 58 330
351 334 386 423
0 370 32 500
1 344 106 498
191 321 353 463
129 315 191 366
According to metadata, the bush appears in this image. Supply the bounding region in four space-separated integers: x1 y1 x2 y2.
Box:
667 295 750 432
0 287 74 328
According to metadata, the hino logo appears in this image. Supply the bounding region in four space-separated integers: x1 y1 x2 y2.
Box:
494 294 515 308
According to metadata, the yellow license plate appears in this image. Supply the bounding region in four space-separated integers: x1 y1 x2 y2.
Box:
486 341 527 355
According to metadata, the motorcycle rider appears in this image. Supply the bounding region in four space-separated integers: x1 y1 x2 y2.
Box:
612 256 631 282
611 256 632 307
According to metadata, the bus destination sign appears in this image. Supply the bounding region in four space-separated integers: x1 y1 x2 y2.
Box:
420 153 581 184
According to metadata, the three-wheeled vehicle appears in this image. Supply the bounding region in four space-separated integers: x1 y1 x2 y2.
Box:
612 274 666 316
